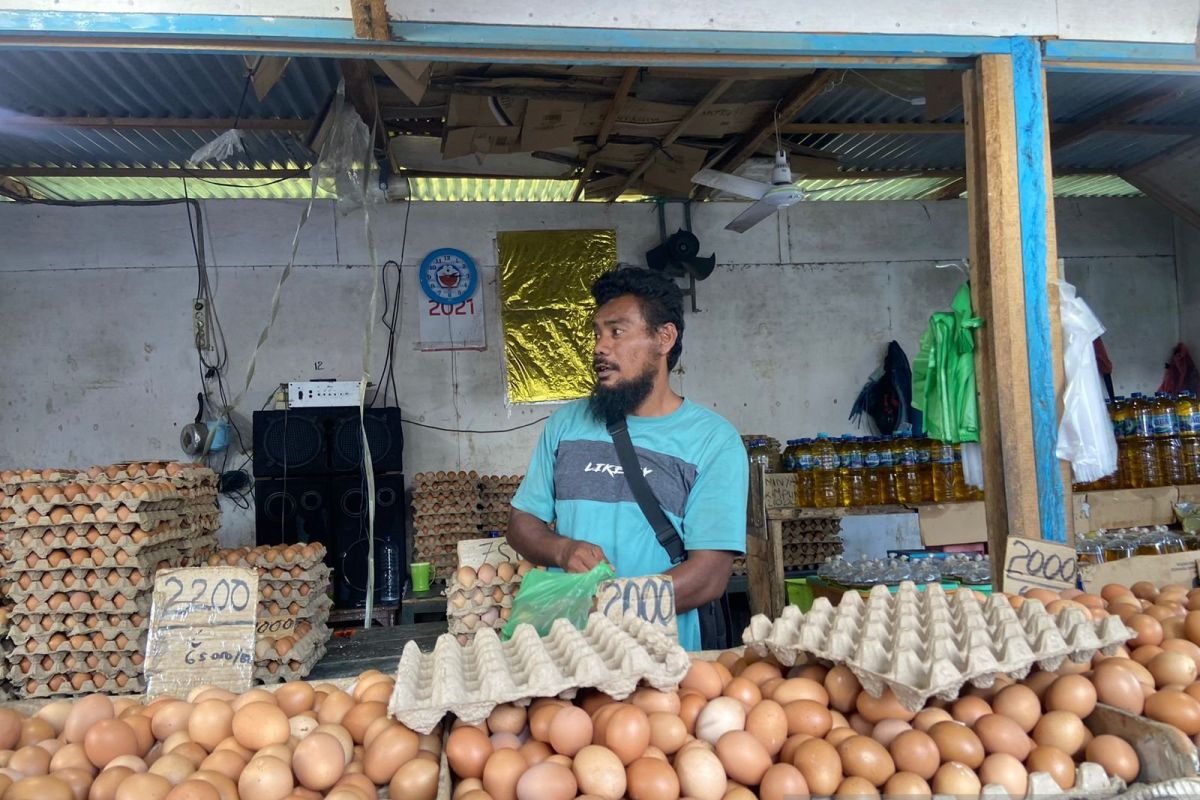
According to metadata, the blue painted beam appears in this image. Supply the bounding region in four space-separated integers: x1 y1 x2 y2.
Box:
1045 39 1200 64
1009 36 1067 543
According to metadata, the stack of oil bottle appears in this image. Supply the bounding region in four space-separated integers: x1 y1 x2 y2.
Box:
1076 390 1200 491
774 433 984 509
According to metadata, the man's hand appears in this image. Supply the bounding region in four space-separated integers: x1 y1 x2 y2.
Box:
556 538 608 573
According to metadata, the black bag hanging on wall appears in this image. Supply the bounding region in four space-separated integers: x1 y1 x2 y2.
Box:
606 415 733 650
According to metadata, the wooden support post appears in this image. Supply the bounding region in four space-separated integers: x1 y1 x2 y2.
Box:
745 461 784 619
965 41 1072 584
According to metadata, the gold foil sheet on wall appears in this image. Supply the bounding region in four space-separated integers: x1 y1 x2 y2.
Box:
497 229 618 404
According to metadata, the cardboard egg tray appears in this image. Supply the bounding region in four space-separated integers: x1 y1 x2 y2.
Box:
415 511 483 527
7 626 146 656
259 593 333 624
208 545 327 571
82 461 210 485
260 579 329 602
11 542 181 573
255 621 329 662
9 574 151 603
0 469 81 491
254 641 326 684
9 615 147 645
3 484 184 514
9 520 190 554
19 671 143 698
7 647 146 681
3 506 179 530
387 612 691 734
14 590 151 617
743 582 1133 710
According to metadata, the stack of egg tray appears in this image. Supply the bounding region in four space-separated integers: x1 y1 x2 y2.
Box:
207 544 332 682
444 560 530 645
80 462 221 564
479 474 521 536
387 612 691 734
732 517 844 576
743 581 1134 711
0 475 188 697
412 472 483 580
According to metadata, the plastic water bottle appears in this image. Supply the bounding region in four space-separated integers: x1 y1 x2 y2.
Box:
1178 392 1200 485
1129 393 1163 487
378 539 401 603
1154 391 1184 486
811 434 839 509
894 433 922 504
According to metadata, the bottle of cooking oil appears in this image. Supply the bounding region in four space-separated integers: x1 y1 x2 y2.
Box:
839 437 868 507
931 440 956 503
1111 396 1131 488
1129 393 1163 487
876 435 899 504
1178 392 1200 485
950 443 971 500
782 440 799 473
862 437 883 505
914 434 934 502
1154 391 1184 486
894 433 921 505
794 438 815 507
811 434 839 509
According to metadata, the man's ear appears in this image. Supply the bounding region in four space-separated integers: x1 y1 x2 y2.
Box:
657 322 678 357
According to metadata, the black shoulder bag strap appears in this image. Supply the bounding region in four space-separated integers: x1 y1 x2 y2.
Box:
606 414 731 649
607 416 686 565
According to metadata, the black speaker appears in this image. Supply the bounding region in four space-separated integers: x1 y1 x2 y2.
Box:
253 477 333 548
252 408 404 478
331 408 404 473
330 473 407 607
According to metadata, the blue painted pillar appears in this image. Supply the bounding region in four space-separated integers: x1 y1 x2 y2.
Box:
1009 37 1068 542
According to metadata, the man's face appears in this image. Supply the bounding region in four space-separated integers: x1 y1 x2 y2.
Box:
592 294 661 390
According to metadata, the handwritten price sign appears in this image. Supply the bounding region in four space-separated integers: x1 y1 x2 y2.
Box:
458 537 521 569
144 567 258 699
595 575 677 638
1001 537 1077 594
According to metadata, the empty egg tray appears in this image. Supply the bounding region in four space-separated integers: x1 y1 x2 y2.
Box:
743 582 1133 711
388 613 690 734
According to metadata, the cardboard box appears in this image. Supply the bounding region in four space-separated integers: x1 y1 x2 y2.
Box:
763 473 797 509
578 97 771 139
917 502 987 547
520 100 584 151
1073 487 1178 531
442 126 522 159
1080 551 1200 593
642 144 708 197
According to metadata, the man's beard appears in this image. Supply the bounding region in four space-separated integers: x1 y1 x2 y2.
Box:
589 362 657 423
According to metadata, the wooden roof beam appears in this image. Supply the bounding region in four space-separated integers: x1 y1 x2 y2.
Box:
695 70 835 199
572 66 639 202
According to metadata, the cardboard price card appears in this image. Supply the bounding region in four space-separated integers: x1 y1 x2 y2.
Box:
1001 536 1078 594
594 575 678 638
457 537 521 569
1080 551 1200 593
144 567 258 699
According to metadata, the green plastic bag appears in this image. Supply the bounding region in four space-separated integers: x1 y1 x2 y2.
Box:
912 281 981 444
501 562 615 639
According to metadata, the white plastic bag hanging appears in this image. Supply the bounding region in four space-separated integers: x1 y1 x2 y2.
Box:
1056 281 1118 483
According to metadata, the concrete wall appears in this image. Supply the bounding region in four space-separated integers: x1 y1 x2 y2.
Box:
0 197 1176 545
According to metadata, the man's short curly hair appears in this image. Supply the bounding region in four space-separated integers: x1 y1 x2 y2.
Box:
590 268 684 371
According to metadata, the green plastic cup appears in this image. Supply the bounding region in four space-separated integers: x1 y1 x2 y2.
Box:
410 562 431 593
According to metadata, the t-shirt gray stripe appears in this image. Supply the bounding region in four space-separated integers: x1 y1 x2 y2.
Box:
553 439 697 518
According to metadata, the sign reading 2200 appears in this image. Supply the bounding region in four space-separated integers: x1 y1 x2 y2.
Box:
419 248 478 306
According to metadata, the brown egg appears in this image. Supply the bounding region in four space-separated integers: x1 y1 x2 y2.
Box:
187 701 234 753
237 756 292 800
150 703 193 743
856 689 915 724
869 718 911 748
315 692 355 727
340 703 385 746
89 766 132 800
1149 651 1199 688
291 733 344 791
105 755 147 773
836 734 895 787
49 743 93 777
389 756 440 800
1128 614 1165 647
83 720 139 769
482 748 527 800
888 729 939 780
884 771 931 796
363 724 419 785
824 667 861 713
7 775 75 800
931 761 981 795
274 683 315 717
64 696 115 744
447 725 493 780
986 685 1036 735
973 714 1032 760
1092 663 1147 715
680 661 723 700
911 708 954 733
1044 675 1097 717
572 745 626 800
979 752 1028 798
53 766 94 800
833 775 880 799
793 737 843 795
231 704 289 752
149 753 197 786
744 700 787 757
0 711 23 750
759 763 808 800
1085 735 1140 782
488 704 528 736
715 730 771 786
547 707 592 758
1026 745 1075 789
624 756 678 800
518 740 551 767
1132 645 1164 665
10 745 51 777
928 721 984 768
826 728 858 746
604 707 650 766
951 696 992 726
1032 711 1088 757
199 751 246 782
647 713 687 756
1145 690 1200 734
629 689 681 717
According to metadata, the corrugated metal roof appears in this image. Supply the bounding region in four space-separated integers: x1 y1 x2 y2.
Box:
1053 131 1190 171
13 174 332 202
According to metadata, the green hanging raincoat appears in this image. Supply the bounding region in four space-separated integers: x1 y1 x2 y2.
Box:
911 281 981 443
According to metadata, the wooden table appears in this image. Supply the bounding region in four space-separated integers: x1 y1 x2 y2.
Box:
306 620 447 680
400 582 448 625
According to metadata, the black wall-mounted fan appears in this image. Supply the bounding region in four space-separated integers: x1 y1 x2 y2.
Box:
646 229 716 280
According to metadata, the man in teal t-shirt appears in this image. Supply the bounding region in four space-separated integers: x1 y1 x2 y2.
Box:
508 268 747 651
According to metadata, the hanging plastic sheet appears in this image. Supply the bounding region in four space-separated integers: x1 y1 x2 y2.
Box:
912 281 981 445
497 229 617 403
1056 281 1119 483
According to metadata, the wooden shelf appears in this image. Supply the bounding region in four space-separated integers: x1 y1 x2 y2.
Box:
767 504 912 521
